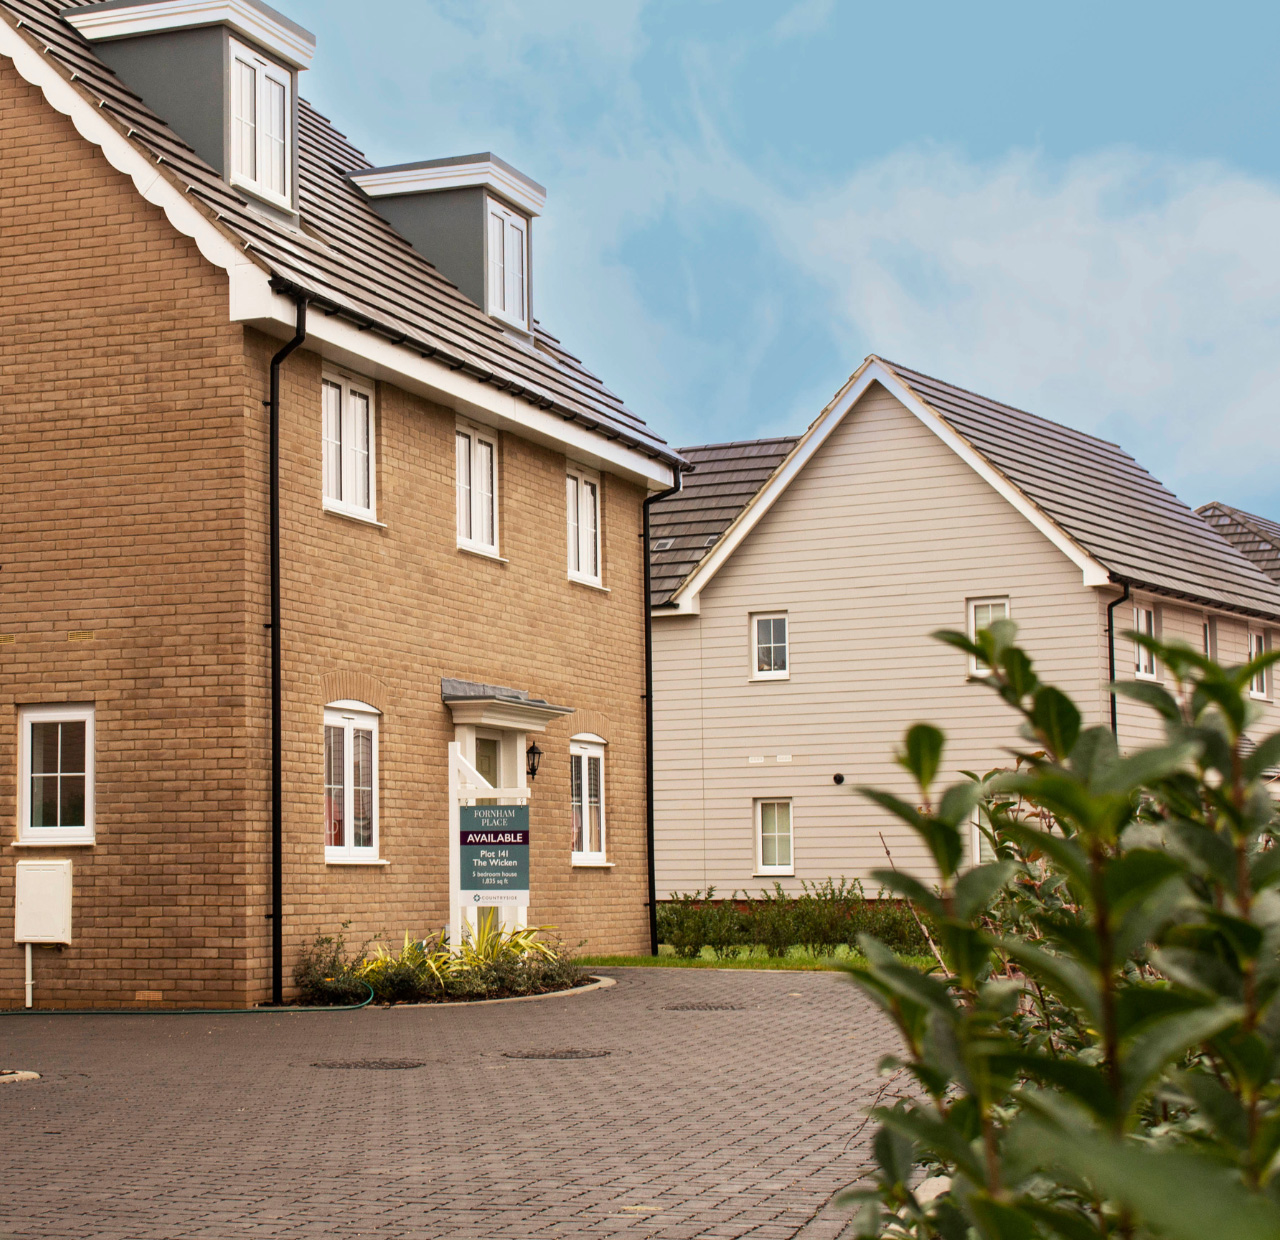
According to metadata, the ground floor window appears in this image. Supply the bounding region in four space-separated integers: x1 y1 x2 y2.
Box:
756 798 792 875
570 739 606 863
19 704 94 844
324 701 379 862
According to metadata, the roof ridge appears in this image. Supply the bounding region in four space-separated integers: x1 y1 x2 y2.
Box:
1199 501 1280 550
677 435 802 453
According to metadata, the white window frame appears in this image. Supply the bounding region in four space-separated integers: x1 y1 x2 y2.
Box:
228 37 292 210
486 197 530 331
570 738 608 866
1134 604 1158 680
1203 616 1218 662
967 596 1010 675
18 704 95 845
323 701 380 864
751 612 789 681
455 420 500 557
755 798 793 876
321 372 377 523
566 466 603 586
1249 630 1269 699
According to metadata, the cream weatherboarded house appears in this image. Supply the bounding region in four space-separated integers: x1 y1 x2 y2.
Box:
649 357 1280 897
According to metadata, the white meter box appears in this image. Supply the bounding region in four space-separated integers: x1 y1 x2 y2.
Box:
14 860 73 944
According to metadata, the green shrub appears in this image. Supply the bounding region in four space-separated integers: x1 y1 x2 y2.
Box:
704 895 746 960
795 877 859 957
661 889 715 958
292 926 369 1005
845 894 928 956
842 619 1280 1239
745 883 797 956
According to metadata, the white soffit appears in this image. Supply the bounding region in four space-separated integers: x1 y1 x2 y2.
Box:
62 0 317 69
350 156 547 218
660 358 1110 615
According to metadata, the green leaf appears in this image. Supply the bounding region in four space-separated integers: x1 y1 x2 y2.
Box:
1173 1070 1249 1147
1244 731 1280 781
899 723 944 794
954 861 1018 922
1000 644 1040 700
1002 1051 1115 1123
1112 679 1184 724
868 869 945 920
1031 686 1082 759
858 787 926 831
1121 1002 1244 1114
1067 725 1119 784
1000 819 1092 894
1091 741 1201 797
938 781 982 829
1000 938 1102 1026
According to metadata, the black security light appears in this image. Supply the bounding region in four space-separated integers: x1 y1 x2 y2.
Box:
526 741 543 782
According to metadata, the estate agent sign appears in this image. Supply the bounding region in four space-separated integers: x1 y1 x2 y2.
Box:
459 804 529 907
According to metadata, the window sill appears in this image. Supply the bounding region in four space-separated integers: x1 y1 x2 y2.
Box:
568 575 610 593
11 838 96 847
229 172 295 217
323 501 386 529
458 543 509 564
325 857 390 867
1250 693 1271 702
571 857 615 868
750 675 790 683
754 870 794 878
1135 673 1161 683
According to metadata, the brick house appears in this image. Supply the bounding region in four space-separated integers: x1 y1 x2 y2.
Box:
0 0 682 1008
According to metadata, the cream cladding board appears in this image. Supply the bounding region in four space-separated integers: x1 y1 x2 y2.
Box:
653 381 1114 896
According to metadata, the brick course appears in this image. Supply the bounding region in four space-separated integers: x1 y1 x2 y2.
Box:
0 55 650 1009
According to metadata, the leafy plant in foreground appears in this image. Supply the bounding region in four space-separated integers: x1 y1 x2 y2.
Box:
844 619 1280 1240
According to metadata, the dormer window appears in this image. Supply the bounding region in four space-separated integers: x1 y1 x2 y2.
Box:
487 199 529 331
230 39 292 207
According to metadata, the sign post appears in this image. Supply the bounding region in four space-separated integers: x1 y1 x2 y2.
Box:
447 742 530 949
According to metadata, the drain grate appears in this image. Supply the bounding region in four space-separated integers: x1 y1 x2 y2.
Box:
664 1002 744 1011
311 1059 426 1071
502 1049 611 1060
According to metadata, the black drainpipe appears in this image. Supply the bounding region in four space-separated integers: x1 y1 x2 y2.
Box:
642 471 683 957
268 294 308 1006
1106 578 1131 739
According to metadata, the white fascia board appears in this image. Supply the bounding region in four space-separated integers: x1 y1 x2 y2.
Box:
63 0 316 70
660 358 1109 615
231 273 675 491
351 160 545 217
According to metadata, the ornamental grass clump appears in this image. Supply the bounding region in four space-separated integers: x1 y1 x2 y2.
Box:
843 618 1280 1240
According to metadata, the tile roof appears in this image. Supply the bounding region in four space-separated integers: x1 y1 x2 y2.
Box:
649 437 799 605
1196 502 1280 584
6 0 678 466
649 357 1280 621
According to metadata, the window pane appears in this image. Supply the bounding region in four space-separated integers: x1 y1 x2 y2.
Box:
262 74 287 195
233 59 257 180
757 617 786 672
353 728 373 849
760 801 791 868
60 721 86 775
59 775 86 828
583 480 599 577
322 381 343 501
508 218 525 323
349 390 370 511
30 721 60 775
488 211 505 312
567 476 579 572
455 432 472 540
570 754 584 853
587 755 602 854
30 774 58 828
775 803 792 866
324 724 344 848
476 439 495 546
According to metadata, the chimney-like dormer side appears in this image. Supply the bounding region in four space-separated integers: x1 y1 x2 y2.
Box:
350 155 546 336
62 0 315 216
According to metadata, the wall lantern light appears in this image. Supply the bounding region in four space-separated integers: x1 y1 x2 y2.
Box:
526 741 543 782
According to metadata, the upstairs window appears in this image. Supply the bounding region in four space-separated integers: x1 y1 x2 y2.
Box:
456 422 499 555
570 739 606 864
487 199 529 330
322 375 376 522
1249 631 1269 698
968 597 1009 675
230 39 292 208
566 467 601 585
324 702 379 863
752 613 789 681
19 704 95 845
1134 605 1158 679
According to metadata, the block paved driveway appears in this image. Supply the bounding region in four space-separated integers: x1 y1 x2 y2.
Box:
0 967 899 1240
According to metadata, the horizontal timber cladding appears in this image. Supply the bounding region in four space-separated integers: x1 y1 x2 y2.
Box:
0 53 650 1008
653 382 1280 899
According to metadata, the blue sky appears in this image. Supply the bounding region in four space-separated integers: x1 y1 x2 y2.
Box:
292 0 1280 514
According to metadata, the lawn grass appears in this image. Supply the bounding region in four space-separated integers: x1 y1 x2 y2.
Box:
577 946 936 972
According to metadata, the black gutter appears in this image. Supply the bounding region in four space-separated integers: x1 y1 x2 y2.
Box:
642 472 683 957
1106 579 1131 739
267 293 308 1006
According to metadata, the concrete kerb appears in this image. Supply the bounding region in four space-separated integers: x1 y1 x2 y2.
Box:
381 974 616 1010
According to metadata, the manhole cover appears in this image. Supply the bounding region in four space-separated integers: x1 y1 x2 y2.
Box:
311 1059 427 1071
664 1002 744 1011
502 1049 611 1060
0 1070 40 1083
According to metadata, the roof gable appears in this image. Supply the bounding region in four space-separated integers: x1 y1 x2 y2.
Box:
1 0 679 474
652 357 1280 621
